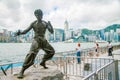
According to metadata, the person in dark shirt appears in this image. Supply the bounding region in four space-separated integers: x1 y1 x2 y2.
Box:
95 43 100 57
15 9 55 79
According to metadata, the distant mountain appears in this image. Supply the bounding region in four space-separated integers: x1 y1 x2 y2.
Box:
82 28 97 35
81 24 120 35
82 28 92 35
104 24 120 32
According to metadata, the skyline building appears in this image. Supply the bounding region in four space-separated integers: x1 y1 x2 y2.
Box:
116 29 120 41
0 24 120 42
104 32 109 41
110 30 114 42
64 20 69 31
114 32 118 42
64 20 69 40
99 29 105 40
53 28 64 42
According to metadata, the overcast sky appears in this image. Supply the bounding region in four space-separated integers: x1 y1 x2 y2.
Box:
0 0 120 31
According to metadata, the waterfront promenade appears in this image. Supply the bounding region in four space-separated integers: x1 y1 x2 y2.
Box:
0 45 120 80
0 49 120 80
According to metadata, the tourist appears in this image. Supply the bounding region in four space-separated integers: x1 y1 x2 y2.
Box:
76 43 81 64
95 43 100 57
107 41 113 56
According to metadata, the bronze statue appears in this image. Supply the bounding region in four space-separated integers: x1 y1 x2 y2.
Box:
15 9 55 79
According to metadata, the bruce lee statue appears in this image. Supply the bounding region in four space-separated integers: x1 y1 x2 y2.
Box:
15 9 55 79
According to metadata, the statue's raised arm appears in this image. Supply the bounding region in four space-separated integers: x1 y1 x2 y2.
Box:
47 21 54 34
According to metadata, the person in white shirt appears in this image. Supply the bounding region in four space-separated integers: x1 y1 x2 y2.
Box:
107 41 113 56
76 43 82 64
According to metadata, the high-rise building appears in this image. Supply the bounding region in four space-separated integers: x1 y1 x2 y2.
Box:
88 35 96 42
104 32 110 41
64 20 69 40
99 29 105 40
116 29 120 41
116 29 120 34
114 32 118 42
50 28 64 42
110 30 114 42
95 31 100 40
64 20 69 31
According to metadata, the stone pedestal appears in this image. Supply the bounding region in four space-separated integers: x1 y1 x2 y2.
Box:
1 66 64 80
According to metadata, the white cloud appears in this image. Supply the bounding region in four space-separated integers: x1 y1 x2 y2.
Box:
0 0 120 31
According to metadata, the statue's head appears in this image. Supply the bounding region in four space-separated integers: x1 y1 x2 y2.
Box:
34 9 43 20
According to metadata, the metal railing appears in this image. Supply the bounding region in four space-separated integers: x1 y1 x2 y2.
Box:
0 62 23 76
82 60 119 80
55 44 120 58
0 44 120 79
52 56 114 80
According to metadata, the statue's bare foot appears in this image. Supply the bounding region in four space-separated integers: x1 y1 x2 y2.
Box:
17 72 24 79
40 62 48 69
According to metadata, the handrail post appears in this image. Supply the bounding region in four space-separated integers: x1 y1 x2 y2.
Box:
1 67 7 76
11 64 13 74
95 73 98 80
114 60 119 80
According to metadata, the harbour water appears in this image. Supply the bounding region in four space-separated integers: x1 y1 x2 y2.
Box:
0 42 120 64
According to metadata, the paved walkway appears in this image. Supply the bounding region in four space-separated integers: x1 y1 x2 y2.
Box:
0 65 59 80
